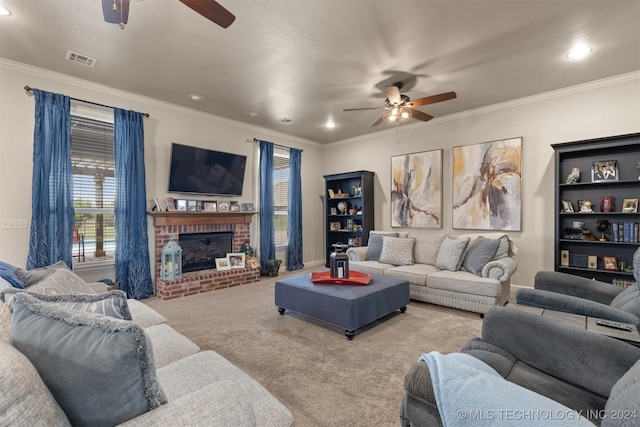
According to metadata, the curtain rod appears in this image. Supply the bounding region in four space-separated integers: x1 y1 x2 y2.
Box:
24 85 150 118
252 138 303 152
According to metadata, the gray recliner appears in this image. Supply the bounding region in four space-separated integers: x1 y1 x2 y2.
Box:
400 306 640 426
515 248 640 330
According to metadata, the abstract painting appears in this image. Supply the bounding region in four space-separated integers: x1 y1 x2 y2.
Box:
391 149 442 228
452 137 522 231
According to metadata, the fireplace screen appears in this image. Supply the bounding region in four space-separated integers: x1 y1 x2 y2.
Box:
179 232 233 273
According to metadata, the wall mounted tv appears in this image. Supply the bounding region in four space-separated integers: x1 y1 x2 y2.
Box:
168 143 247 196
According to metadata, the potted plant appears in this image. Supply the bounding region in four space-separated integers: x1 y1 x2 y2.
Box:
265 259 282 277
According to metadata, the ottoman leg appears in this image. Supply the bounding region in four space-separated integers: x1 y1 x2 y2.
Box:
345 330 355 340
278 307 286 315
400 306 407 313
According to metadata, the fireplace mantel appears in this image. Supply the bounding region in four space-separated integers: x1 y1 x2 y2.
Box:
149 211 256 227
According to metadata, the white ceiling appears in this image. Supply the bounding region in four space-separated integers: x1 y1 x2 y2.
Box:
1 0 638 144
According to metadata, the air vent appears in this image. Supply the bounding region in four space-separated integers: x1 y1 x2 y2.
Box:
277 117 294 125
65 50 97 68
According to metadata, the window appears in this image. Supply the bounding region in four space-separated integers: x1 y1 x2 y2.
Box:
273 147 290 246
70 112 116 262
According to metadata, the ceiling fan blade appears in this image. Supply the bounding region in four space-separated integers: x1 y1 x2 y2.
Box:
370 116 385 127
410 109 434 122
410 91 457 108
102 0 129 25
343 106 387 112
386 85 402 105
179 0 236 28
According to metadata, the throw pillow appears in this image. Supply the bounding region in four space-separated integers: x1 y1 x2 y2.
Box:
0 261 24 289
26 268 97 295
435 236 470 271
2 289 132 320
0 340 71 426
15 260 68 287
366 232 398 261
379 237 415 266
11 292 167 427
462 236 501 276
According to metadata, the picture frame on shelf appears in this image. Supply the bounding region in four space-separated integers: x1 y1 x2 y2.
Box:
187 200 198 212
591 160 618 182
561 200 574 212
622 198 638 213
166 197 176 211
227 253 245 268
603 256 618 271
218 201 230 212
330 221 341 231
588 255 597 270
176 199 187 211
215 257 231 271
241 203 254 212
578 200 594 213
230 201 240 212
330 207 337 215
203 201 217 212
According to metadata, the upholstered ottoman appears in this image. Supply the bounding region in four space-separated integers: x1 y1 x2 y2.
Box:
275 273 410 339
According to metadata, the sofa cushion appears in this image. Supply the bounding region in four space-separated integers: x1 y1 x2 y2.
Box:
462 236 501 276
458 233 513 259
15 260 68 287
348 260 396 276
0 301 10 342
379 236 415 266
128 298 169 328
365 233 397 261
11 292 167 427
411 233 446 265
25 267 97 295
2 289 132 320
435 236 470 271
384 264 440 286
0 340 71 426
603 359 640 427
427 270 502 297
609 284 640 318
0 260 23 289
144 323 200 368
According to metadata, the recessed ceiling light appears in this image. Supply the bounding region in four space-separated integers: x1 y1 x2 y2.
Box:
567 45 592 60
277 117 294 125
0 6 11 16
188 94 203 102
326 119 336 129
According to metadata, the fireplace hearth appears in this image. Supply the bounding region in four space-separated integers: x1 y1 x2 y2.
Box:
179 231 233 273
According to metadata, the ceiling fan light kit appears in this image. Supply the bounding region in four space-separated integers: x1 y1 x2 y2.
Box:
344 81 456 127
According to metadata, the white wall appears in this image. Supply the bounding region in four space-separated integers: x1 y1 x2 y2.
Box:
323 73 640 286
0 59 325 275
1 58 638 287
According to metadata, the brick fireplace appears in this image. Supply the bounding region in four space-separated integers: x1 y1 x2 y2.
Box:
149 212 259 300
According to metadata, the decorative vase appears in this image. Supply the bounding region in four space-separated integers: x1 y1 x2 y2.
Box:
266 259 282 277
600 196 614 212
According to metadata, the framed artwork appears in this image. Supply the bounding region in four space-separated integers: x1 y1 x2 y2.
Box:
622 198 638 213
176 199 187 211
603 256 618 271
230 201 240 212
390 149 442 228
591 160 618 182
330 221 341 231
330 207 337 215
241 203 254 211
215 257 231 271
187 200 197 212
561 200 574 212
227 253 245 268
203 201 217 212
166 197 176 211
218 201 230 212
452 137 522 231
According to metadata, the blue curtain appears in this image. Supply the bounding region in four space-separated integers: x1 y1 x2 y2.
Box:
114 109 153 299
287 148 304 271
27 90 74 269
259 140 275 275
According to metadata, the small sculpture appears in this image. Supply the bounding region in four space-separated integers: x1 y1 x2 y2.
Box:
566 167 581 184
579 200 594 213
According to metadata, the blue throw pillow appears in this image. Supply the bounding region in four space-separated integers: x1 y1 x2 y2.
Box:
462 236 501 276
0 261 24 289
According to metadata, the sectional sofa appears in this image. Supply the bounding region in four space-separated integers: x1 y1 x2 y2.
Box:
346 231 518 314
0 262 294 426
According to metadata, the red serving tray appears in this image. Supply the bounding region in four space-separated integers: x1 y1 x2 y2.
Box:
310 270 372 286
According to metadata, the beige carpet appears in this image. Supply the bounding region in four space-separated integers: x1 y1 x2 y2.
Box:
144 267 488 427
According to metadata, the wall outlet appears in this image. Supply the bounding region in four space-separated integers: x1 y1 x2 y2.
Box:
0 218 29 229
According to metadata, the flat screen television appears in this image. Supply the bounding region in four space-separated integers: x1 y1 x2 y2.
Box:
168 143 247 196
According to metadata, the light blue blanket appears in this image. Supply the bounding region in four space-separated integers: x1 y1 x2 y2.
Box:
420 352 593 426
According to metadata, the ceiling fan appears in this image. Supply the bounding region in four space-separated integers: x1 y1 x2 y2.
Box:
102 0 235 29
343 82 457 127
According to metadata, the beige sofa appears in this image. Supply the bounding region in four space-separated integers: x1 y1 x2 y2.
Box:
346 232 517 314
0 265 294 427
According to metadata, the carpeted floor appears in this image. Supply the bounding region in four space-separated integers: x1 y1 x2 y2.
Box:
144 266 490 427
